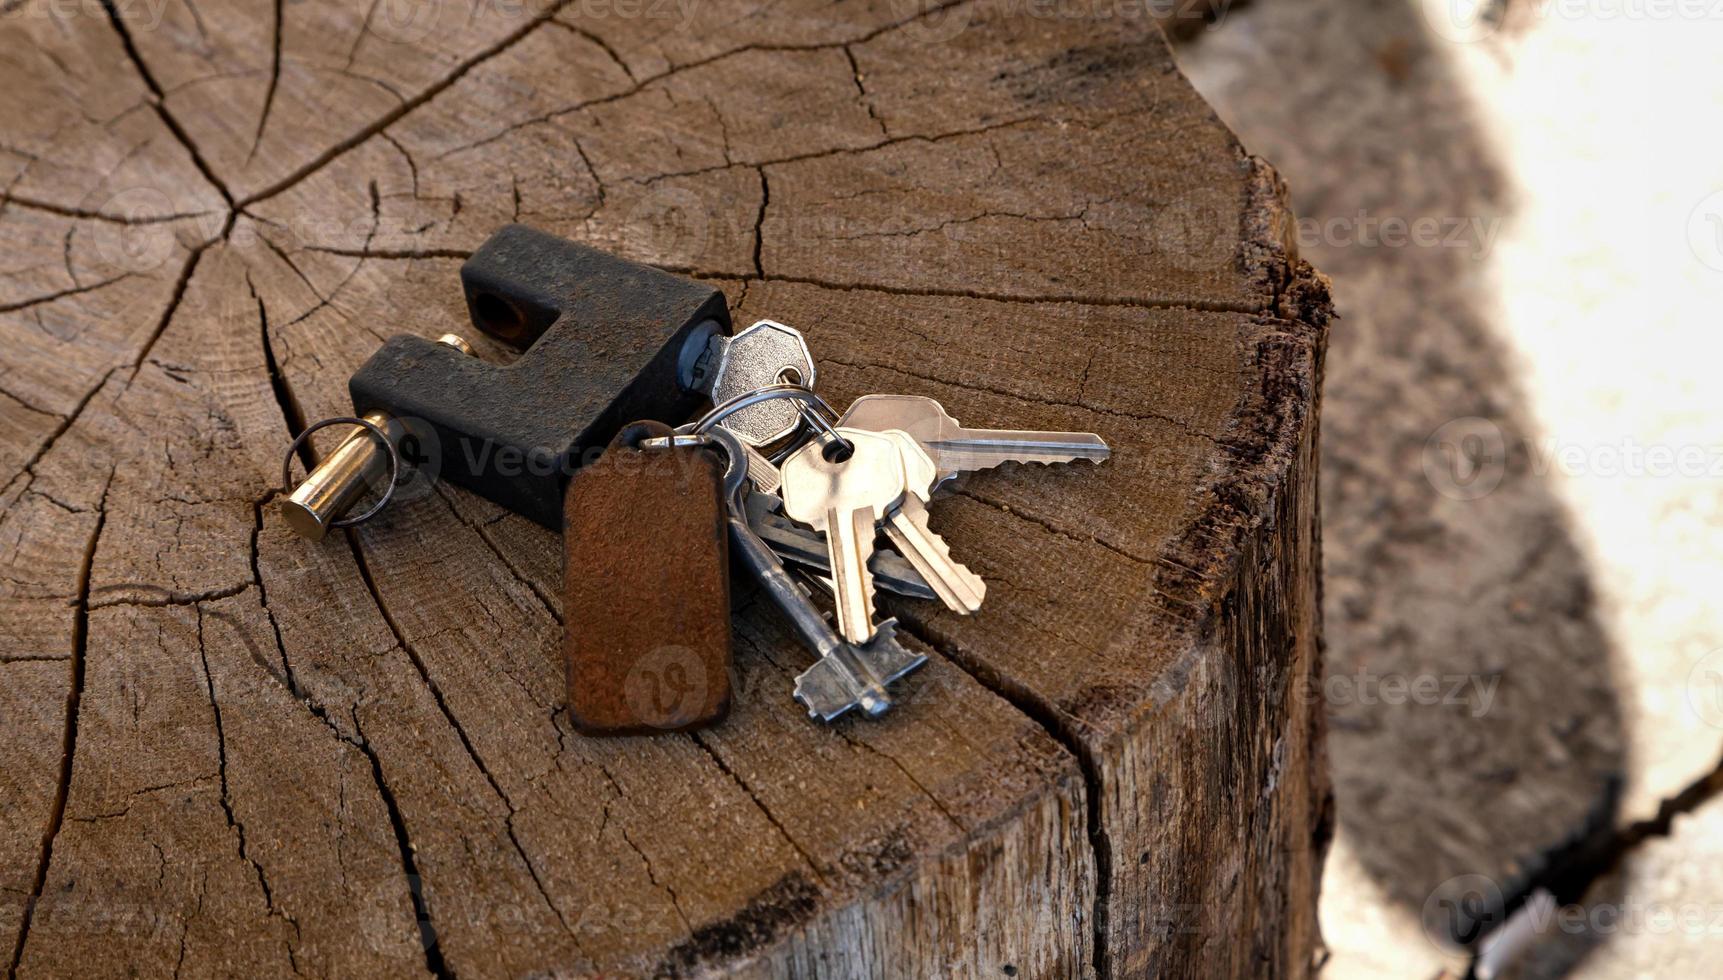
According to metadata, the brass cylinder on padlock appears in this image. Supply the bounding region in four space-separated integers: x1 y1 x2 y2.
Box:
280 334 474 541
280 410 403 541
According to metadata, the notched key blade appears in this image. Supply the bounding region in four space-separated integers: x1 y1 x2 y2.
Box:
883 496 986 613
839 393 1111 486
929 431 1110 483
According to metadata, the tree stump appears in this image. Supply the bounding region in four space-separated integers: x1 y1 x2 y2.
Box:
0 1 1333 977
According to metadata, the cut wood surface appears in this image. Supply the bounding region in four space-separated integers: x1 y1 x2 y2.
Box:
0 1 1333 977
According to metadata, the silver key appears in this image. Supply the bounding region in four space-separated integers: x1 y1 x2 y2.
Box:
687 319 816 448
877 430 986 613
778 428 907 643
744 491 937 601
709 427 925 721
840 394 1109 488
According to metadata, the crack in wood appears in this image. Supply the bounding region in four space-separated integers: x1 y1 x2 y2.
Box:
87 580 251 609
0 385 60 423
193 605 304 966
347 711 453 980
0 274 135 315
98 0 236 213
430 485 562 624
423 0 977 167
817 352 1223 439
238 0 579 208
631 115 1050 188
840 45 885 138
6 467 111 979
0 193 211 225
831 725 965 833
2 367 117 495
545 20 636 84
65 774 219 824
889 615 1113 977
246 0 286 166
132 242 215 380
1 5 1335 972
618 821 692 933
300 245 471 261
337 519 591 958
689 731 828 891
751 168 767 278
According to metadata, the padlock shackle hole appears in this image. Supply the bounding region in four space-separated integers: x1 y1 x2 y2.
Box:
471 292 529 345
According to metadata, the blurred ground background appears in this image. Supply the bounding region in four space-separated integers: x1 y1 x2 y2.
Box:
1173 0 1723 976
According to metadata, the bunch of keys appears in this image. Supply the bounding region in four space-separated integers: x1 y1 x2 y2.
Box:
694 378 1109 721
596 376 1110 723
280 226 1109 731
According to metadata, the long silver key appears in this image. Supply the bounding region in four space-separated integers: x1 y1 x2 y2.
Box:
708 427 925 721
687 319 816 449
778 428 907 643
840 394 1109 488
744 491 937 600
877 430 986 613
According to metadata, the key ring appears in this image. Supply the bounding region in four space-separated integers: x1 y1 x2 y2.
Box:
279 416 401 528
695 377 854 459
772 366 853 461
636 431 714 451
776 366 840 427
690 382 831 432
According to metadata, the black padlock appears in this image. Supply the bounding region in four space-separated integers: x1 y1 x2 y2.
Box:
281 225 731 537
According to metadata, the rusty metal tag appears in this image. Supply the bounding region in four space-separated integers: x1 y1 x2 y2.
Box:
563 421 732 735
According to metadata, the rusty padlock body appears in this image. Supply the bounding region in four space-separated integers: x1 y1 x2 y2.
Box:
563 422 733 735
349 225 730 528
